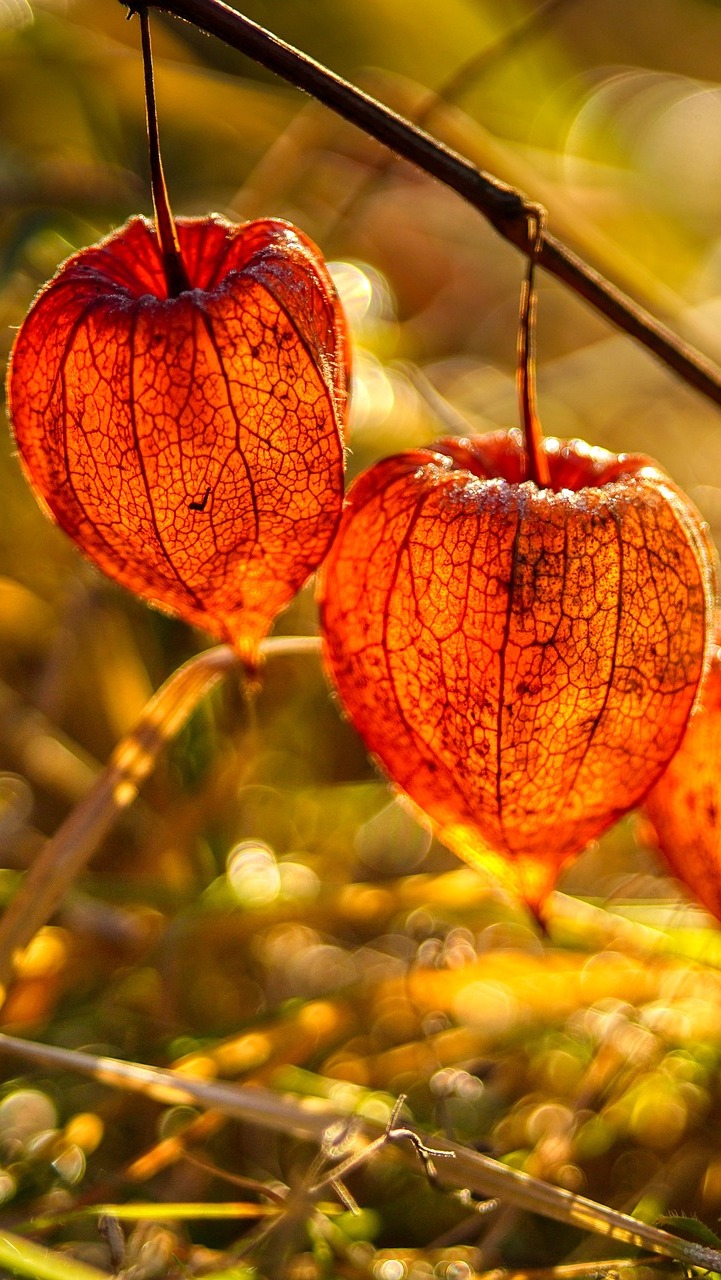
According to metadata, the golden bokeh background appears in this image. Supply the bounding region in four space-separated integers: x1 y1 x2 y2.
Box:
2 1 721 1274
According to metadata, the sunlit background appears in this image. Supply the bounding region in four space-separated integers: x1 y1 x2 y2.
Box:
2 0 721 1274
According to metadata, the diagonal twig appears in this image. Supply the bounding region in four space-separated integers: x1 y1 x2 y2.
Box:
138 0 721 409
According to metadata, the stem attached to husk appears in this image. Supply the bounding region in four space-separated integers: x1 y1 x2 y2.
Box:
518 209 550 488
139 8 190 296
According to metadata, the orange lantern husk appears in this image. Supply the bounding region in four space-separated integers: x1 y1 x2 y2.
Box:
7 215 349 664
318 430 717 915
644 635 721 919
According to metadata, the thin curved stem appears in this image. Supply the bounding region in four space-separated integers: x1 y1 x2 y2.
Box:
139 7 190 295
0 635 321 999
518 209 550 488
142 0 721 409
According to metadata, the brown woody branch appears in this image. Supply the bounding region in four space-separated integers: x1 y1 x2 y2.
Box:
138 0 721 408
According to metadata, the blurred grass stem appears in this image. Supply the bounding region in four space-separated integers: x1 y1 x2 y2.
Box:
0 1228 109 1280
0 635 321 999
141 0 721 409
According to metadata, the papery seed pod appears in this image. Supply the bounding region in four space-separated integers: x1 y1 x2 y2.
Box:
644 634 721 919
7 215 349 662
318 430 717 913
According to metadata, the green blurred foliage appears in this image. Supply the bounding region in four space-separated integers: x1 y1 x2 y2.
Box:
2 0 721 1274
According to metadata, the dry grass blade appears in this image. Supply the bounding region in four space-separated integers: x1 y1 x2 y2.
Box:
0 1032 719 1273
